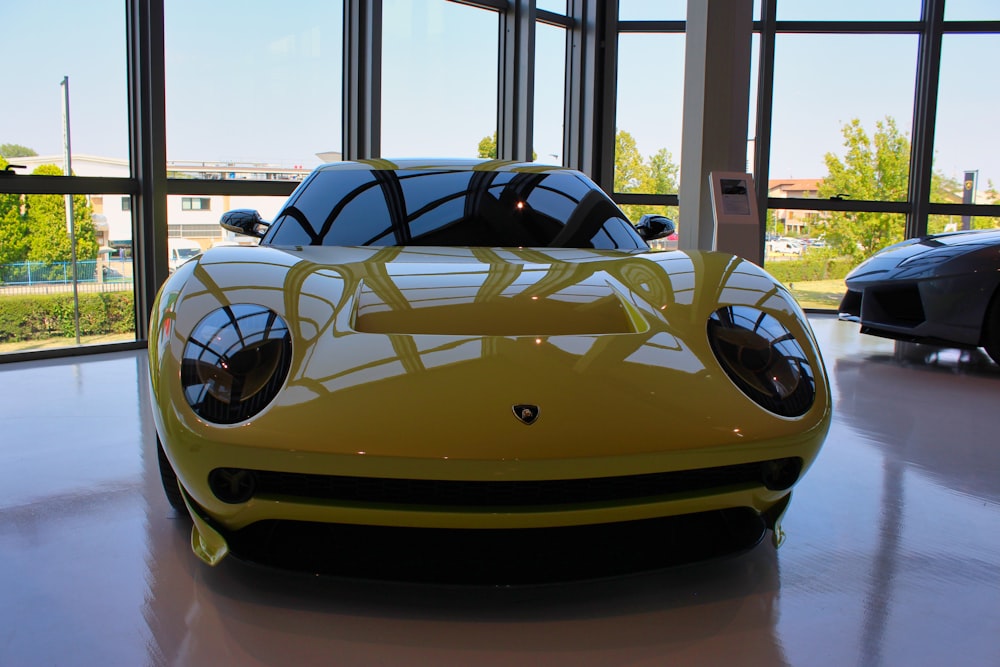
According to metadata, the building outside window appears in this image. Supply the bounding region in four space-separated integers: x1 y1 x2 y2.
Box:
180 197 211 212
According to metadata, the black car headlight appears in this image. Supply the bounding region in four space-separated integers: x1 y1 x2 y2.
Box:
181 304 292 424
707 306 815 417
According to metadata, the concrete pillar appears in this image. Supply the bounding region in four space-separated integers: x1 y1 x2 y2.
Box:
678 0 753 253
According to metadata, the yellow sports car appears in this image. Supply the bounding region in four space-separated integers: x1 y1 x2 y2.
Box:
149 159 830 571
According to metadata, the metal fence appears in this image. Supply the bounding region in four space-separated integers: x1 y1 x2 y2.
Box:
0 259 134 287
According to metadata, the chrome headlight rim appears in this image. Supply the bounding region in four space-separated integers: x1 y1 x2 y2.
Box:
181 304 292 425
706 305 816 418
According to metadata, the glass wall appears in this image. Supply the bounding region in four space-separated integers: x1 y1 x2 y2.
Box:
754 5 999 307
165 0 343 170
760 6 947 307
534 21 567 164
761 209 908 310
932 34 1000 224
617 1 686 21
535 0 566 13
775 0 921 21
770 35 918 202
4 0 1000 361
381 0 498 159
0 0 129 169
0 1 134 355
945 1 1000 20
614 32 685 200
0 186 135 354
613 10 685 240
767 31 917 304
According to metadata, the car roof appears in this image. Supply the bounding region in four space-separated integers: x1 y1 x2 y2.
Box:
313 158 572 175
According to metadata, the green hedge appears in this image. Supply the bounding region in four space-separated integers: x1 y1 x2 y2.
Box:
0 292 135 342
763 256 855 284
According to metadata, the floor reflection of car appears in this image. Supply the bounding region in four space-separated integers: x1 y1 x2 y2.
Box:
839 228 1000 365
148 158 832 574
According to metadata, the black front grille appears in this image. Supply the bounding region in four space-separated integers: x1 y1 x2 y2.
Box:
219 458 800 508
839 289 862 317
869 285 926 326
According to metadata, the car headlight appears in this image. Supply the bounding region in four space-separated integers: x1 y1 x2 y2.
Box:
181 304 292 424
707 306 815 417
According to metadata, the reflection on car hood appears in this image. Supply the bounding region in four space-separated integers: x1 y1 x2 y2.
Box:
179 244 803 342
157 244 825 461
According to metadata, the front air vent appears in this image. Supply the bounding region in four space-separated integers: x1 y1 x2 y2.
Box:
211 458 803 508
867 286 925 326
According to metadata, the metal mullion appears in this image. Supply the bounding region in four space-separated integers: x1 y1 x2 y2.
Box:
127 0 169 342
497 0 535 162
447 0 507 11
616 20 685 33
906 0 945 239
612 193 679 207
563 0 615 190
536 10 572 29
928 202 1000 217
940 20 1000 34
343 0 382 160
773 20 922 35
754 0 777 263
0 176 136 196
767 197 910 215
164 179 297 198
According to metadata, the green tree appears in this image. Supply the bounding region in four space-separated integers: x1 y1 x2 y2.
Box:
0 202 31 265
613 130 646 194
476 132 536 161
614 131 679 223
817 116 979 260
478 132 497 159
23 164 97 263
0 156 31 264
0 143 37 159
817 117 911 262
646 148 680 195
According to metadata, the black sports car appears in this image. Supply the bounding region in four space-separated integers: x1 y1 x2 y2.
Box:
839 228 1000 364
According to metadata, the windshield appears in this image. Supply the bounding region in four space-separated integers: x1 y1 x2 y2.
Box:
264 169 647 251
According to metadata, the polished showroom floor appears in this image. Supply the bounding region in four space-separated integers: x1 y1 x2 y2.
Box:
1 315 998 666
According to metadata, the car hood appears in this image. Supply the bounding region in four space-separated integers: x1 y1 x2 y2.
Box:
847 229 1000 284
151 244 828 465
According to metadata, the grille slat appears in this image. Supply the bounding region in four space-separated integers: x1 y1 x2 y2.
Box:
223 459 798 508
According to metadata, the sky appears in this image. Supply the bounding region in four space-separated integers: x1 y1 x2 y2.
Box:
1 0 998 191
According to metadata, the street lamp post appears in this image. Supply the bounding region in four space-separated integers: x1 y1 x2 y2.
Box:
61 75 81 345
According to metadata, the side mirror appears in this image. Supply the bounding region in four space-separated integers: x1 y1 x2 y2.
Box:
635 214 676 241
220 209 269 239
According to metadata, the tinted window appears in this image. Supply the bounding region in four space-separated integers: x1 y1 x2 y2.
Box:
266 168 647 250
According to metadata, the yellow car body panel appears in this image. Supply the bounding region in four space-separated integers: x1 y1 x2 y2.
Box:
150 246 830 537
148 159 830 567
